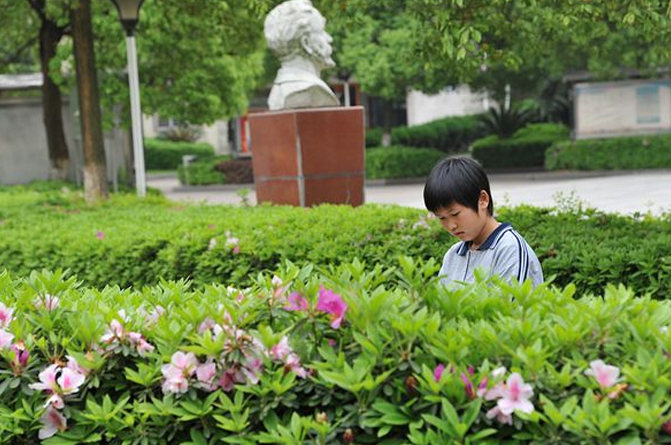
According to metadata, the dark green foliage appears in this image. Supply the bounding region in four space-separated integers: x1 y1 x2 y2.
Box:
471 123 570 169
546 134 671 170
478 103 537 138
391 115 488 153
177 156 228 185
144 138 215 170
365 127 384 147
1 184 671 298
366 146 445 179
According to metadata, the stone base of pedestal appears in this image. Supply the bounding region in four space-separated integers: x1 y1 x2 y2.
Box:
248 107 364 207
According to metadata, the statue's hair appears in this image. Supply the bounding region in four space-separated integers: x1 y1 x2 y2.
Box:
264 0 320 59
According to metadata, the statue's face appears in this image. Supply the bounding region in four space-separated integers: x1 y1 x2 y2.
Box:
302 13 335 70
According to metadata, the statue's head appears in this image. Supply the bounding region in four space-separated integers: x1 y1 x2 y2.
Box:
264 0 335 70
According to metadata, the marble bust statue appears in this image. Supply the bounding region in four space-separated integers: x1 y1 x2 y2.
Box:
264 0 340 110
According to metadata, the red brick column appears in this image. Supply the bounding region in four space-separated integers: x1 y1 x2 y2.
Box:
248 107 364 207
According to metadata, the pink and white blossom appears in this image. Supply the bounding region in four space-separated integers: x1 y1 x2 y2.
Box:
29 364 60 393
486 405 513 425
35 294 60 311
585 360 620 388
270 337 291 361
57 368 86 395
196 362 218 391
497 373 535 415
316 287 347 329
0 328 14 349
285 353 308 378
0 302 13 328
38 406 67 439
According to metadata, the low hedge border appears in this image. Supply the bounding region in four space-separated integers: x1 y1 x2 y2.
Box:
391 115 488 154
145 138 215 171
366 146 445 179
471 123 570 170
1 183 671 298
546 133 671 170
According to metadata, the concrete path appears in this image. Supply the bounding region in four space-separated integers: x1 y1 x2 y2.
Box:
148 170 671 216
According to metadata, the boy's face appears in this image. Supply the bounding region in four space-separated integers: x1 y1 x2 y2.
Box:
433 191 493 246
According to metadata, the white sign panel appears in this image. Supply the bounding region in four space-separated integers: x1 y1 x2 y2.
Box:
574 79 671 139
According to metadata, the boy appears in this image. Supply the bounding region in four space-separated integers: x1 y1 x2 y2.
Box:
423 156 543 288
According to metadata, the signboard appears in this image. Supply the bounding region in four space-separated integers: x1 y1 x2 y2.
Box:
574 79 671 139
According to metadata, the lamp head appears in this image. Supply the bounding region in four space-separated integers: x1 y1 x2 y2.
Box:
110 0 145 36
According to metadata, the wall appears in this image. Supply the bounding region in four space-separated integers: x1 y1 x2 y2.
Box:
406 85 489 126
0 95 130 186
574 79 671 139
143 115 232 155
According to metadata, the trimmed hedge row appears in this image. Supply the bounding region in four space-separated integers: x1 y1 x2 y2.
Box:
546 133 671 170
145 138 215 170
177 156 229 186
3 265 671 443
391 115 488 154
366 146 445 179
471 123 570 170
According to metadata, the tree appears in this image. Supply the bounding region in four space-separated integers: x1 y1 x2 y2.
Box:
71 0 107 203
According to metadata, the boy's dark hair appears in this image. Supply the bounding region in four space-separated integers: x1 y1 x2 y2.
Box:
423 156 494 215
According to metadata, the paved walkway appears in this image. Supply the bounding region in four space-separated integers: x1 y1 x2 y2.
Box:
148 170 671 216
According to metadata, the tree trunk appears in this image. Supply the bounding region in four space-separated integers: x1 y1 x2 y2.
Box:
39 18 70 180
70 0 108 203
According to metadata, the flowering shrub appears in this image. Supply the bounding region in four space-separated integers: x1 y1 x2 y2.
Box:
2 261 671 443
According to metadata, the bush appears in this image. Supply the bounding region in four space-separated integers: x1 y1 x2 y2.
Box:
471 123 570 169
366 146 445 179
177 156 228 186
365 127 384 148
391 115 488 153
478 103 538 138
545 134 671 170
1 184 671 298
215 158 254 184
144 138 215 170
2 265 671 443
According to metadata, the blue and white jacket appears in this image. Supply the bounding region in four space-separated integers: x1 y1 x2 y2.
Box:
438 223 544 288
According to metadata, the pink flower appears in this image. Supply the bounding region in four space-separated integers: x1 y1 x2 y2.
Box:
218 369 237 392
585 360 620 388
316 287 347 329
45 393 64 409
170 351 199 376
461 372 475 399
96 231 105 240
497 373 534 415
0 302 13 328
100 319 125 343
29 364 60 393
285 353 308 378
476 376 489 397
433 364 446 382
285 292 308 312
58 368 86 395
270 337 292 361
12 343 29 368
128 332 155 355
161 365 189 394
38 406 67 439
0 328 14 349
486 405 513 425
65 356 88 376
196 362 217 391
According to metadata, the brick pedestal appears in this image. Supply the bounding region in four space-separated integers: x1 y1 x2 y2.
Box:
248 107 364 207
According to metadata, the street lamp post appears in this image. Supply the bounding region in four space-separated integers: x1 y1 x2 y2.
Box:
110 0 146 197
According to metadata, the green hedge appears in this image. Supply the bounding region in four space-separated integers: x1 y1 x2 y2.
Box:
1 183 671 298
546 133 671 170
391 115 488 154
145 138 215 170
177 156 228 185
2 265 671 443
365 127 384 148
366 146 445 179
471 123 570 169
